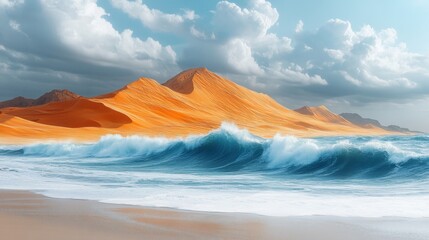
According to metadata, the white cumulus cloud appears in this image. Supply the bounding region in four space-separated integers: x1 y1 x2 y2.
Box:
181 0 319 84
111 0 198 34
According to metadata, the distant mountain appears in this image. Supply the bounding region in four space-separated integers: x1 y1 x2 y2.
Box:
339 113 383 128
384 125 413 133
0 96 34 108
0 89 81 108
340 113 422 133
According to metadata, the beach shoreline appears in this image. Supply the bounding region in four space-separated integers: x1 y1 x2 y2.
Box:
1 189 428 240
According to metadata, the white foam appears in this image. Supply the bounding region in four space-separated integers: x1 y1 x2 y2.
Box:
265 134 321 167
21 134 180 157
24 183 429 218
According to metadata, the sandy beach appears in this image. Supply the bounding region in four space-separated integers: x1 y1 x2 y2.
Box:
1 190 428 240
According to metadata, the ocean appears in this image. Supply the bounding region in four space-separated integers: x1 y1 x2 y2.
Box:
1 123 428 217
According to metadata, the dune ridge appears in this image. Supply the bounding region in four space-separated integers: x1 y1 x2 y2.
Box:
0 68 392 143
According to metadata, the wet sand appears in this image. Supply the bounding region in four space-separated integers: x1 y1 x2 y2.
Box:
0 190 428 240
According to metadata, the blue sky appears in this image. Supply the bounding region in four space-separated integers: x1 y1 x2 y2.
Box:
1 0 428 131
99 0 429 53
271 0 429 52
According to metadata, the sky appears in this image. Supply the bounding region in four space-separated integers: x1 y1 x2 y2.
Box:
1 0 428 132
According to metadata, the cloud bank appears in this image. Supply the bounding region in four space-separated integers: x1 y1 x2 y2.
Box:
177 1 429 105
0 0 179 97
0 0 428 111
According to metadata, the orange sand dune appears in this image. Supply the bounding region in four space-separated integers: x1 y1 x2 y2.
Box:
0 68 392 143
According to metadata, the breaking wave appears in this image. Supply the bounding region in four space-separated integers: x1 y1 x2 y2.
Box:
2 123 429 179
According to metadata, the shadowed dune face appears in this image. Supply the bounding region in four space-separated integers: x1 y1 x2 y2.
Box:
2 99 132 128
0 112 13 122
163 68 198 94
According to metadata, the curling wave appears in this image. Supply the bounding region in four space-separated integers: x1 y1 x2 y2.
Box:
2 123 429 179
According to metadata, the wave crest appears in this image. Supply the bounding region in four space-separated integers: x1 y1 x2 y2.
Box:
1 123 428 178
